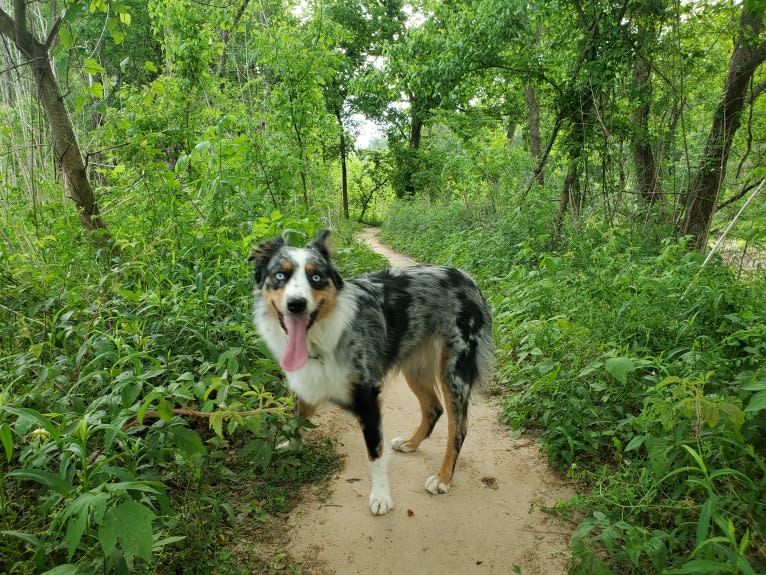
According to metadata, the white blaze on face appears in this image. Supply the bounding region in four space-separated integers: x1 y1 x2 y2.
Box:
279 249 314 372
283 249 313 307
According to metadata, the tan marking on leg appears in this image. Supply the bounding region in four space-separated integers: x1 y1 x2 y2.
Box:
436 371 459 487
394 366 442 452
424 347 459 494
297 399 316 419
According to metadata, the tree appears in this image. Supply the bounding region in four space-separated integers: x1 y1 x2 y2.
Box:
323 0 405 217
217 0 251 78
552 0 633 231
0 1 116 244
680 2 766 250
631 19 661 205
383 0 523 197
525 83 543 185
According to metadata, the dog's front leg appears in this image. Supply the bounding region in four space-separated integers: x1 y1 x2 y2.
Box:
352 387 393 516
367 446 392 516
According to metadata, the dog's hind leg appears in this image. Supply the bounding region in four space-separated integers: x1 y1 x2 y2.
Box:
391 363 443 453
425 350 471 495
351 386 394 515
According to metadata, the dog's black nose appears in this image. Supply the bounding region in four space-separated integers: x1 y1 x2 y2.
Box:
286 297 307 314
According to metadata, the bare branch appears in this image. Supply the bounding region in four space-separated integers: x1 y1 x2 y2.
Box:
717 180 760 211
684 179 765 297
44 15 62 50
0 56 37 75
0 7 16 42
13 0 25 40
521 112 564 199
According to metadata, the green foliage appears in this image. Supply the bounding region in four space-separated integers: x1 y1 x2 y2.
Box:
382 199 766 573
3 0 766 573
0 199 374 573
385 0 523 111
2 7 389 568
346 148 395 224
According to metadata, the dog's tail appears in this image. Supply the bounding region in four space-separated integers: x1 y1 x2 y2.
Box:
452 269 495 391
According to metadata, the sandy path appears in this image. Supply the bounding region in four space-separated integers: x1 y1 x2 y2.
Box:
287 228 574 575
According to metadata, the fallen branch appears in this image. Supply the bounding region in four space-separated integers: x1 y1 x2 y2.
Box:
87 405 290 465
683 178 765 298
125 406 288 429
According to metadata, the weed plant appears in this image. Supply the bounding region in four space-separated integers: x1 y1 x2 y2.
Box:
0 202 381 574
382 198 766 574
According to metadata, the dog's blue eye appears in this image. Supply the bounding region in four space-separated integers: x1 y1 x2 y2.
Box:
311 274 322 283
275 272 286 281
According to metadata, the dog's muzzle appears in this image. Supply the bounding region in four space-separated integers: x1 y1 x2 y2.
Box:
273 299 324 333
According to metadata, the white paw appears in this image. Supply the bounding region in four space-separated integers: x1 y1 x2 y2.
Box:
425 474 450 495
369 488 394 515
276 437 301 452
391 437 415 453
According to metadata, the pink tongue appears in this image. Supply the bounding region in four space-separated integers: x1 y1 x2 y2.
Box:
280 315 310 371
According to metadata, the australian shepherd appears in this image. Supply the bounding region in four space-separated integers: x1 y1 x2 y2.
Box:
250 230 494 515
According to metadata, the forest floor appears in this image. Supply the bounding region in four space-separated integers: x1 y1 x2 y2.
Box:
281 228 575 575
718 239 766 273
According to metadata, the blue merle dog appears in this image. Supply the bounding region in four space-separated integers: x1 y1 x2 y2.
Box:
250 230 494 515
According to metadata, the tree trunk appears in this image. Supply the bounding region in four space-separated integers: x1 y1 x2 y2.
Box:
681 6 766 250
33 52 109 236
505 119 516 147
395 96 427 197
631 25 660 205
554 85 590 230
555 163 580 235
0 3 111 245
524 84 543 185
409 114 423 149
336 111 349 219
218 0 251 78
287 92 309 208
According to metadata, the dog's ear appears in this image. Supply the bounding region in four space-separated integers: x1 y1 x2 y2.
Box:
329 267 344 289
248 236 286 286
308 229 344 289
308 229 333 260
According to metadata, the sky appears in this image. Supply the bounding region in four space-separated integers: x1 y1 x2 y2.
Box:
352 114 384 148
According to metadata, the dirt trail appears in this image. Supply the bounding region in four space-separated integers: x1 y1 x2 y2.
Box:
287 228 574 575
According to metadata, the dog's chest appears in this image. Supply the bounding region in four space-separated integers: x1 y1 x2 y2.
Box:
285 353 352 407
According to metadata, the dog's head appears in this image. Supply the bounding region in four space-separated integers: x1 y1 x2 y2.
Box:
249 229 344 371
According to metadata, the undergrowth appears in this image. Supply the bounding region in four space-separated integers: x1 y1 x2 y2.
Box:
382 198 766 574
0 206 380 574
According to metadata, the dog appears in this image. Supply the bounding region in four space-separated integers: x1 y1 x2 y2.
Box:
249 229 494 515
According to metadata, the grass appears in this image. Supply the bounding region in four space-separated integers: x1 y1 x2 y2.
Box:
4 181 763 574
0 206 381 575
154 434 343 575
381 198 766 574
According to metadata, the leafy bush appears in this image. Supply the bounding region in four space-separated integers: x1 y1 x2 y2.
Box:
0 206 373 574
382 198 766 573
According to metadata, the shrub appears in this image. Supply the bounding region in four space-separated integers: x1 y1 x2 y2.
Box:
382 198 766 573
